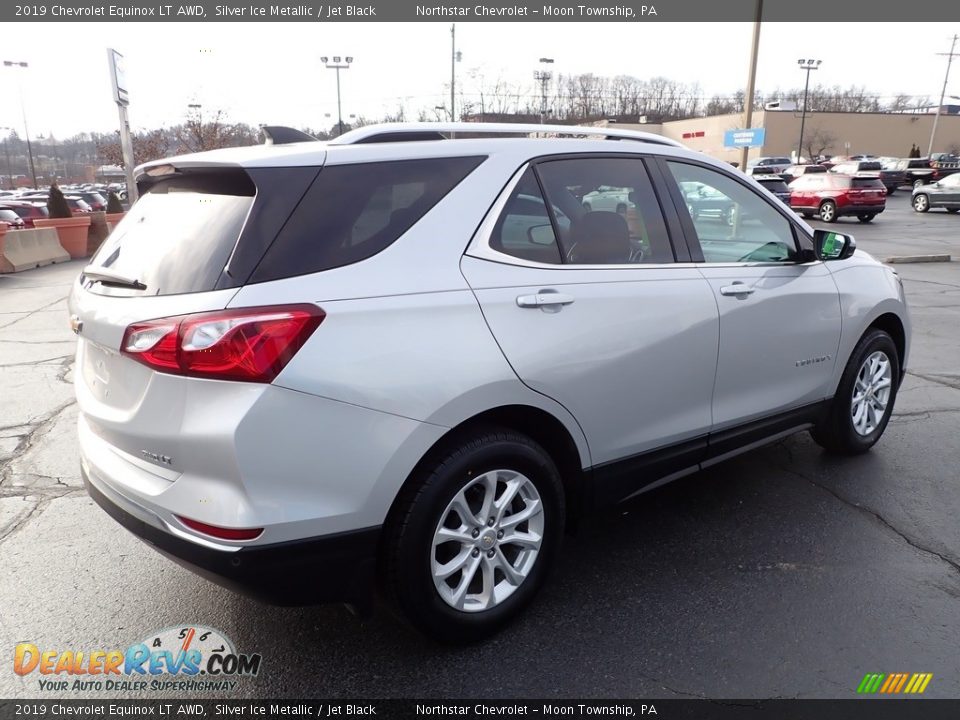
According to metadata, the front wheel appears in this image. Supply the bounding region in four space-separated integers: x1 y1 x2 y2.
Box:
913 194 930 213
913 179 925 189
811 329 899 455
384 428 565 643
819 200 838 223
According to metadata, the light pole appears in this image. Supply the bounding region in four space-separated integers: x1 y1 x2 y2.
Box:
534 58 554 125
3 60 38 188
450 25 462 121
927 34 959 158
796 58 821 164
321 56 353 136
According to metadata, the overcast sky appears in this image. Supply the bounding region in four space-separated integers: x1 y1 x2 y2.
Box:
1 22 958 140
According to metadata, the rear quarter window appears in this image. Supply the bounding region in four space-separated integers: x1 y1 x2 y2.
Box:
250 156 484 283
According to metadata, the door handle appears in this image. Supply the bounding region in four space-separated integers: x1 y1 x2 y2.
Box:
719 283 755 297
516 292 576 308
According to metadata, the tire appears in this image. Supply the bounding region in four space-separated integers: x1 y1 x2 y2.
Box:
811 329 899 455
857 214 876 223
913 194 930 213
383 428 565 643
946 208 959 214
818 200 837 223
616 203 627 215
912 179 925 189
886 187 895 196
582 202 592 212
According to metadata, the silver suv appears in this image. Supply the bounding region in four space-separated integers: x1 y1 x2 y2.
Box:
70 123 910 642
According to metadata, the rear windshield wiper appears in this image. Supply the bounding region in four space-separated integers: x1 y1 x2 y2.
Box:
82 266 148 291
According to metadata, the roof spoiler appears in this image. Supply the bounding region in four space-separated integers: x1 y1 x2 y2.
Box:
260 126 318 145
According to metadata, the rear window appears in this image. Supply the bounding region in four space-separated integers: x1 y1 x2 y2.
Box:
250 156 484 283
758 179 789 193
87 169 255 296
851 178 885 189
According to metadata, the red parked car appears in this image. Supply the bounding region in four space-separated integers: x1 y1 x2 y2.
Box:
788 173 886 223
0 201 48 228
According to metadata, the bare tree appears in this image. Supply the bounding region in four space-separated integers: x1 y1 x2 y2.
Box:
804 126 837 161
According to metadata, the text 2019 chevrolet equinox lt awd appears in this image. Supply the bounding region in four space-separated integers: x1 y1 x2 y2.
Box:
70 123 910 642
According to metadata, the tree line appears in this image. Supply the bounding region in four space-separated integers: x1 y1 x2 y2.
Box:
0 75 939 182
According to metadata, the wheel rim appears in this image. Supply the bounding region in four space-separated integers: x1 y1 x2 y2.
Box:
850 350 893 436
821 203 835 221
914 196 928 211
431 469 545 613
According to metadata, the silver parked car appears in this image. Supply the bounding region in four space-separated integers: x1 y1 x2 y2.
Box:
70 123 910 642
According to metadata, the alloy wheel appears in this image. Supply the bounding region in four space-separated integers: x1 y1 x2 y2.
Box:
850 350 893 436
431 469 544 613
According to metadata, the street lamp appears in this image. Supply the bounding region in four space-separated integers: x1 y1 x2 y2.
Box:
320 56 353 136
534 58 555 125
3 60 38 187
796 58 821 164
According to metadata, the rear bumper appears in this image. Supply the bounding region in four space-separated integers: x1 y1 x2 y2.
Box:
837 204 885 217
83 465 380 609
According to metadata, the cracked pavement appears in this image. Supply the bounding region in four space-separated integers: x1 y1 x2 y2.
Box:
1 195 959 700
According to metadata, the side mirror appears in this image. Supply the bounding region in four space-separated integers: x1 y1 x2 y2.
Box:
527 224 556 246
814 229 856 261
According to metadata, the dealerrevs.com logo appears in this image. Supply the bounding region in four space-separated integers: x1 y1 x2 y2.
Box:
14 625 262 692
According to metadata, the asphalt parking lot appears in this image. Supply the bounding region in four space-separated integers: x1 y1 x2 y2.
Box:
1 191 958 700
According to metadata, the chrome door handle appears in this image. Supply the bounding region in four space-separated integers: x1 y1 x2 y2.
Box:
516 292 576 308
719 283 755 297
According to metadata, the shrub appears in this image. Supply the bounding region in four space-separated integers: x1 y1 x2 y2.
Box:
106 191 124 214
47 185 73 219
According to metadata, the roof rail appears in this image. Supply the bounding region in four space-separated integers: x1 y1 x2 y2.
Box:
328 122 684 148
260 126 319 145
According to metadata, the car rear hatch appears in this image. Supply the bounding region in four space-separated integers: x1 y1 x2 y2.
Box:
849 177 886 204
69 158 324 490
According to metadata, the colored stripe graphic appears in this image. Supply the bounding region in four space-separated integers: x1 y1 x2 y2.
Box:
857 673 932 694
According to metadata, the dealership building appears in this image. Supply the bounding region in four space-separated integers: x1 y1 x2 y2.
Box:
599 108 960 163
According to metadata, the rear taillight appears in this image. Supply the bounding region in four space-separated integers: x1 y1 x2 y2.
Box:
121 304 324 383
175 515 263 541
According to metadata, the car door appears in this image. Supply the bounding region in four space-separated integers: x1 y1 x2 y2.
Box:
461 157 719 503
938 173 960 207
658 159 842 450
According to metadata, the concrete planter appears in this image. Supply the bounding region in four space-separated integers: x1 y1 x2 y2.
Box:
34 216 92 259
105 211 126 234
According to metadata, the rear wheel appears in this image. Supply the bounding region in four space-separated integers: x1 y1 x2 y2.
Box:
857 214 876 223
819 200 837 223
384 428 565 643
811 329 899 455
913 194 930 213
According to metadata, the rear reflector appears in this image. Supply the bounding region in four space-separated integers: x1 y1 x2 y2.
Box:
121 304 324 383
176 515 263 541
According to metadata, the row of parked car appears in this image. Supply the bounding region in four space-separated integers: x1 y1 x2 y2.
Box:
0 184 123 230
744 154 960 222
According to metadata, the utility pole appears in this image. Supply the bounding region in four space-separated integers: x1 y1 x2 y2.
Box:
927 34 959 158
3 60 38 188
450 24 456 121
0 127 12 189
739 0 763 172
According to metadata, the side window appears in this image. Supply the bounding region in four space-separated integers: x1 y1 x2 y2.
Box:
666 161 800 264
489 168 563 265
534 157 674 265
251 156 484 283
